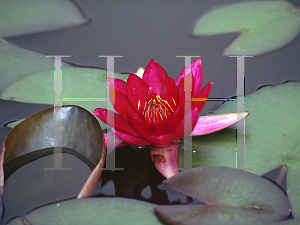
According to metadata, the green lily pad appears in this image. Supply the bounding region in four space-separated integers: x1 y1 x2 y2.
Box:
274 218 300 225
0 67 129 129
180 82 300 218
192 1 300 56
155 167 291 225
7 197 166 225
0 0 89 38
5 119 25 129
3 105 104 172
0 43 71 95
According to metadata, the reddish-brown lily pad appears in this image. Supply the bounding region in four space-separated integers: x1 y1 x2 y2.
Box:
2 105 104 179
155 167 291 225
1 106 105 222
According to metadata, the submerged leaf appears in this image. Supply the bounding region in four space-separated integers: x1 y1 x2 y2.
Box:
0 0 89 38
155 167 291 225
192 1 300 56
2 153 92 224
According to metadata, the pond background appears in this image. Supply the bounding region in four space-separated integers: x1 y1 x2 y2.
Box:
0 0 299 223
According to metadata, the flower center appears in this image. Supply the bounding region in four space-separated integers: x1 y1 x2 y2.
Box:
143 95 174 124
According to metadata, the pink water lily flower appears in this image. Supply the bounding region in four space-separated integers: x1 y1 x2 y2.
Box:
93 59 248 178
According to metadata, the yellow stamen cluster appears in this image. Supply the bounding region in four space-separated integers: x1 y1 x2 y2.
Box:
143 96 174 123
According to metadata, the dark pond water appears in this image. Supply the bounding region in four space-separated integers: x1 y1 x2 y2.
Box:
1 0 299 223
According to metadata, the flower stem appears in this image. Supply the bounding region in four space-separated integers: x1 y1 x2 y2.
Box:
77 136 106 199
150 141 182 178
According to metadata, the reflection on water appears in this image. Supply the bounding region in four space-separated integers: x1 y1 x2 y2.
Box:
94 145 191 205
2 154 91 224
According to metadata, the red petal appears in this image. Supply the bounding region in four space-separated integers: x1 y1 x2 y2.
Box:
151 121 173 136
107 77 127 95
107 77 127 106
128 115 174 146
114 129 150 146
147 87 157 101
191 111 249 136
176 72 195 106
126 74 149 117
150 141 181 178
105 128 128 148
173 82 213 139
147 133 174 147
93 108 141 138
172 107 198 140
114 91 138 122
128 114 174 139
165 104 184 134
176 58 203 97
142 59 169 95
160 77 179 112
127 115 153 139
191 81 213 113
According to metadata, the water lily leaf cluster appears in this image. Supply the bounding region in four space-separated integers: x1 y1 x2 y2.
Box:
0 0 110 128
2 83 298 224
192 1 300 56
181 82 300 218
0 0 298 223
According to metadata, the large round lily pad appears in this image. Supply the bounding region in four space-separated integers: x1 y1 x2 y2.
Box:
274 218 300 225
0 67 129 129
192 1 300 56
155 167 291 225
0 43 71 95
180 82 300 218
7 197 166 225
0 0 89 38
